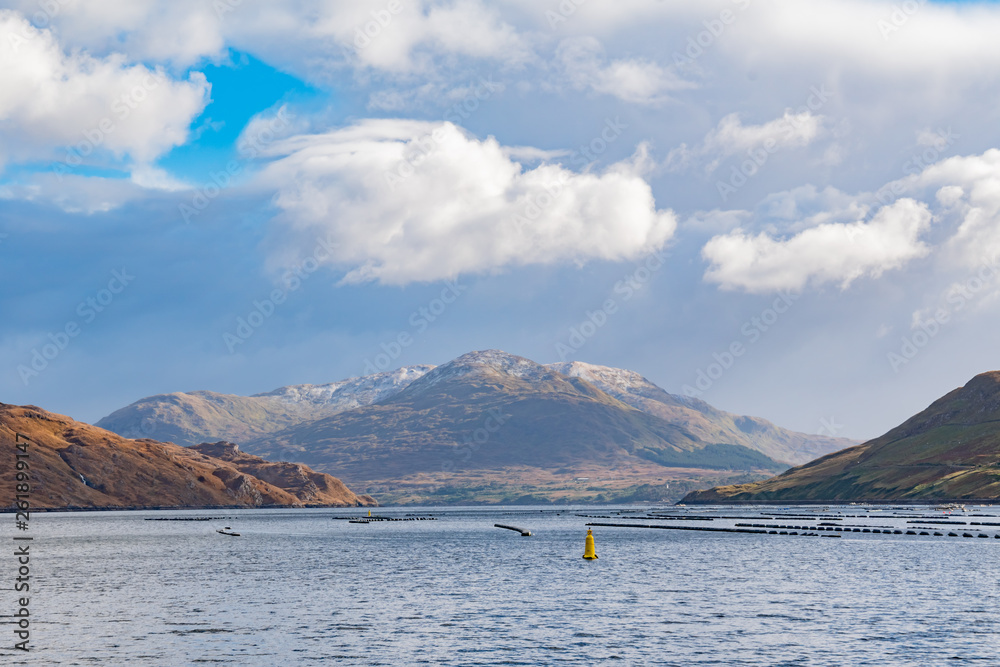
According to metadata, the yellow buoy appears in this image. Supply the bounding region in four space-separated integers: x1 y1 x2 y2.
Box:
583 528 598 560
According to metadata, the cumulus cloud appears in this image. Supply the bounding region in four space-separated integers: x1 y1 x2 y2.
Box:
0 10 209 168
556 37 692 105
702 198 932 293
696 149 1000 297
11 0 531 78
311 0 531 74
257 119 676 284
3 0 229 66
913 150 1000 269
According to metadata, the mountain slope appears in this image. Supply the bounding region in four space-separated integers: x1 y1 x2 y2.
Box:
96 357 849 467
682 371 1000 503
243 350 786 486
0 403 374 509
547 361 854 464
94 366 433 446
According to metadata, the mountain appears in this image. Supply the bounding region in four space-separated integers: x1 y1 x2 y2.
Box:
242 351 786 496
682 371 1000 504
97 356 850 466
0 402 375 509
546 361 853 465
95 366 433 446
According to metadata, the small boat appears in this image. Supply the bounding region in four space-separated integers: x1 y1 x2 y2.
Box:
216 527 241 537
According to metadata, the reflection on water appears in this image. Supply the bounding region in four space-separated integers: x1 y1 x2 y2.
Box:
3 505 1000 665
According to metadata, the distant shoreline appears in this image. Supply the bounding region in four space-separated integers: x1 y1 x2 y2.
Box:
0 503 372 514
680 498 1000 506
7 498 1000 513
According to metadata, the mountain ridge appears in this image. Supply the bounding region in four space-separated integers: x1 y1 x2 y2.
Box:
546 360 852 465
96 351 853 466
232 350 791 506
681 371 1000 503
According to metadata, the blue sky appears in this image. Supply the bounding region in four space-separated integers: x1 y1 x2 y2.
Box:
4 0 1000 440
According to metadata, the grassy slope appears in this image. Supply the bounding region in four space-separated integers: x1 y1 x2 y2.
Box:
683 372 1000 503
552 363 856 465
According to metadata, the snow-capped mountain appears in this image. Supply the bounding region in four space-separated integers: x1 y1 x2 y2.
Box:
96 350 855 465
95 365 434 446
397 350 554 395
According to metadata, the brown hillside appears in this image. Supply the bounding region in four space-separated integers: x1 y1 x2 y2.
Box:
0 403 374 509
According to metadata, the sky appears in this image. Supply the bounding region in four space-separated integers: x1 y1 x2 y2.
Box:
3 0 1000 441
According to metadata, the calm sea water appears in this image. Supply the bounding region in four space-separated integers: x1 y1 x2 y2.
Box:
2 505 999 665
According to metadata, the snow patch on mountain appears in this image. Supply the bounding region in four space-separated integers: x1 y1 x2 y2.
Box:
403 350 554 392
547 360 660 396
254 365 435 411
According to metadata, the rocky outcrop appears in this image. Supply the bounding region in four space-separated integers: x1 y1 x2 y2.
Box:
188 441 375 506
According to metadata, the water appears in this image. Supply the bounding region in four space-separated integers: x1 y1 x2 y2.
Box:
3 506 1000 665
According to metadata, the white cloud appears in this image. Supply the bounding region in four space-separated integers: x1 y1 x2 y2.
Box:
914 150 1000 269
556 36 692 105
14 0 531 77
702 198 932 293
0 10 209 168
4 0 230 67
917 127 950 149
129 166 188 192
754 185 869 233
705 111 821 156
667 111 824 174
682 209 752 234
311 0 532 74
0 173 151 214
257 119 676 284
